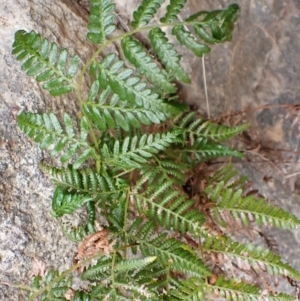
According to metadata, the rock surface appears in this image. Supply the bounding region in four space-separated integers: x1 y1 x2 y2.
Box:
1 0 300 299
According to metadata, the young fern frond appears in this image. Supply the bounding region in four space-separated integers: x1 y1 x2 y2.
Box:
87 0 116 44
12 30 79 96
17 112 95 169
131 0 166 28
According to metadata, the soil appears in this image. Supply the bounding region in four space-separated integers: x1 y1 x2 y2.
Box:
1 0 300 300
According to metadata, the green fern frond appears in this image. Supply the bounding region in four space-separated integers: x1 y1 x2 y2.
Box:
18 112 96 168
82 255 158 299
83 86 167 132
203 235 300 280
149 27 190 83
133 222 210 278
178 137 244 161
160 0 187 23
131 0 165 28
87 0 116 44
73 291 92 301
175 112 249 142
208 164 248 189
40 164 124 201
140 159 188 185
171 276 295 301
186 3 240 43
205 181 300 229
12 30 79 96
102 132 181 169
82 255 113 281
134 179 205 233
121 35 176 93
172 25 210 57
51 186 92 217
115 256 157 273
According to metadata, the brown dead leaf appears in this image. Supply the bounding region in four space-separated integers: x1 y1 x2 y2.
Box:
76 229 115 261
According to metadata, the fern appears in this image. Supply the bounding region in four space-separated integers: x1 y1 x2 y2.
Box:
203 235 300 280
87 0 116 44
12 1 300 300
160 0 187 23
206 180 300 230
18 112 96 169
149 27 190 83
122 35 176 93
12 30 79 96
171 276 295 301
131 0 165 28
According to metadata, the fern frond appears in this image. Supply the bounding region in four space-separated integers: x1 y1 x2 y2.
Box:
115 256 157 273
206 181 300 230
102 132 181 169
131 0 165 28
178 137 244 161
174 112 249 142
121 36 176 93
160 0 187 23
82 255 158 299
172 25 210 57
171 276 295 301
18 112 96 168
87 0 116 44
140 159 188 185
186 3 240 44
51 186 92 217
134 179 205 234
203 235 300 281
86 54 185 130
12 30 79 96
82 255 113 281
84 85 166 132
149 27 190 83
40 164 124 202
133 222 210 278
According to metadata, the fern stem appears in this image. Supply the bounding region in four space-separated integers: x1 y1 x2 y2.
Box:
122 186 131 260
111 251 117 301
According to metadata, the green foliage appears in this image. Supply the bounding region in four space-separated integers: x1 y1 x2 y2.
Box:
87 0 116 44
12 30 79 96
12 0 300 300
